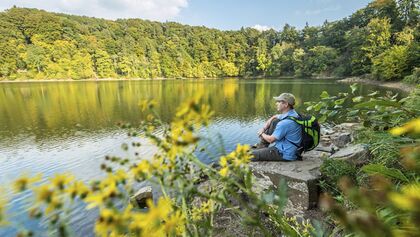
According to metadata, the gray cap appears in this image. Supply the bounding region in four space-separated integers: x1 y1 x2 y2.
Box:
273 93 296 106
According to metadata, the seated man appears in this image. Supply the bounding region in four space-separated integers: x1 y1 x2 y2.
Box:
252 93 302 161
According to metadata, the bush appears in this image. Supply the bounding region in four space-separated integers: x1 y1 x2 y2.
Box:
372 45 409 81
320 159 357 195
403 67 420 84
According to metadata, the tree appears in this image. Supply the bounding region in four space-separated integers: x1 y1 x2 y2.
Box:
255 38 271 75
280 24 299 43
397 0 419 26
372 45 409 80
362 18 392 59
269 42 295 76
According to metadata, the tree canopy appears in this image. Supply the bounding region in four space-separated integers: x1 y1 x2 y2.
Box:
0 0 418 81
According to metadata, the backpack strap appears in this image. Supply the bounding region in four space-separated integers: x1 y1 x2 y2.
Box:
279 116 301 148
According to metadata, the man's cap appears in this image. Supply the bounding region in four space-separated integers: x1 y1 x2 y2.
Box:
273 93 296 106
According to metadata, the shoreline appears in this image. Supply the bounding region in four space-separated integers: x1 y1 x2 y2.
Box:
337 77 413 93
0 76 340 84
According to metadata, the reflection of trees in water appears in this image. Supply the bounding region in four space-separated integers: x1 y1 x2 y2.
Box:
0 79 389 139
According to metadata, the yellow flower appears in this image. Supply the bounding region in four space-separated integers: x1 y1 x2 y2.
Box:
390 118 420 136
50 173 74 190
85 193 106 209
191 207 202 221
0 191 8 226
164 210 185 235
200 200 214 214
131 160 152 178
129 197 183 236
389 183 420 210
13 174 42 192
66 181 90 199
45 196 63 214
95 208 128 237
219 167 229 177
139 99 157 112
147 114 154 121
34 184 54 203
114 169 128 184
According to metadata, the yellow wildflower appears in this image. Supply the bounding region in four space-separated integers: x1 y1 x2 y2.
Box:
389 183 420 211
219 167 229 177
114 169 128 184
131 160 152 179
66 181 90 199
34 184 54 203
390 118 420 136
191 207 202 221
129 197 176 234
164 210 185 235
95 208 128 237
200 200 214 214
139 99 157 112
13 174 42 192
85 193 106 209
50 173 74 190
45 196 63 214
147 114 154 121
0 191 7 226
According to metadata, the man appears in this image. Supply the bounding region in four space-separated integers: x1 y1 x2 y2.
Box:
252 93 302 161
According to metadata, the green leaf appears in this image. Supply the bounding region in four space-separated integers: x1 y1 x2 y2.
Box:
328 110 338 117
352 96 364 103
350 83 358 94
335 98 346 105
320 91 330 99
314 102 323 111
320 109 329 115
347 110 360 116
318 115 327 123
367 91 379 97
354 100 401 109
362 164 409 182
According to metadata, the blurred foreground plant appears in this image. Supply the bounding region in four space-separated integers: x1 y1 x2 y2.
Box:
321 118 420 237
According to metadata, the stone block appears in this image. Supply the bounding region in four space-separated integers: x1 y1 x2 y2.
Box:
130 186 153 208
329 144 370 165
250 158 323 212
332 132 352 148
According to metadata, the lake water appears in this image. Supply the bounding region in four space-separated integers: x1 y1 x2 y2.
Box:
0 78 397 236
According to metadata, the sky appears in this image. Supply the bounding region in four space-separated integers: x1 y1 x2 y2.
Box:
0 0 373 30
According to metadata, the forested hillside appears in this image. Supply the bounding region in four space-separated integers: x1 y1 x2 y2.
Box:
0 0 418 80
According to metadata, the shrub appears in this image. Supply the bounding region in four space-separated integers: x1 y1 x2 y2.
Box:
320 159 357 195
403 67 420 84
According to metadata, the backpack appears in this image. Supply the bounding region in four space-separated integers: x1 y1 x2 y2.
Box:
284 114 320 152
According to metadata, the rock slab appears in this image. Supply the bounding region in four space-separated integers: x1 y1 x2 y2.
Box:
130 186 153 208
330 144 370 165
250 155 323 214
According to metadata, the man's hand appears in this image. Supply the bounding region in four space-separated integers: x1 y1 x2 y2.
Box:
257 128 264 137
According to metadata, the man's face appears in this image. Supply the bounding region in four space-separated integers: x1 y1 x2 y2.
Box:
275 100 288 113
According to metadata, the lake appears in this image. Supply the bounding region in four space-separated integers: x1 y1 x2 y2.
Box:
0 78 398 236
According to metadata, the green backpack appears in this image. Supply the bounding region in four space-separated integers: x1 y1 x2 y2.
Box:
285 114 320 152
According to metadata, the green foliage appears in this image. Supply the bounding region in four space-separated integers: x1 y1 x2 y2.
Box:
305 84 420 129
0 4 418 80
320 159 357 195
403 67 420 84
362 164 409 182
363 17 392 59
372 45 409 81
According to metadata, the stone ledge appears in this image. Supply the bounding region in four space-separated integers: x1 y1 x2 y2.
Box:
250 157 323 213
